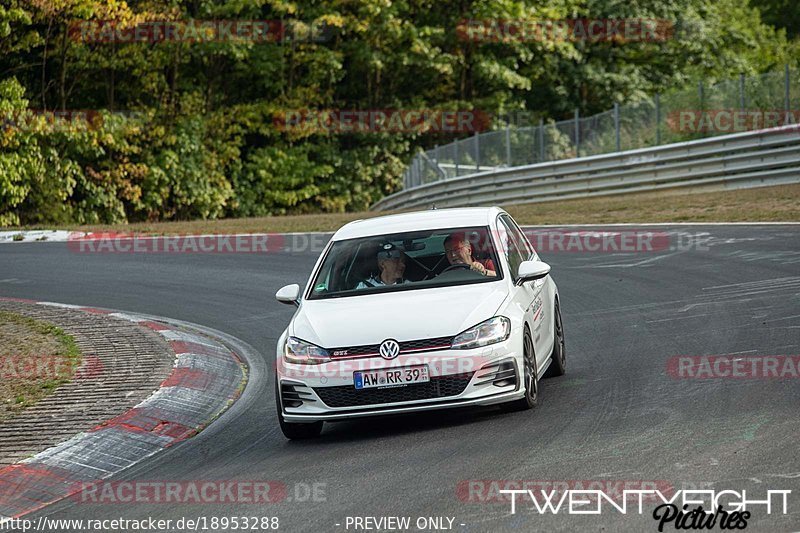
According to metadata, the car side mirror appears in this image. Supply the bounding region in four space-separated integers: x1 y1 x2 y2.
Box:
276 284 301 307
516 260 551 285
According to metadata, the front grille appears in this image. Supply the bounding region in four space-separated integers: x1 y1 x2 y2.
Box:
313 374 474 408
400 336 453 352
329 344 380 357
328 336 454 358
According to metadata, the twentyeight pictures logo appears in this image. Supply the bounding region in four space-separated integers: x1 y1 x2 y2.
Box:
494 486 790 530
459 481 792 531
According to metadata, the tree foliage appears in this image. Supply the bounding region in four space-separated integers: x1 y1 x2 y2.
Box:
0 0 795 225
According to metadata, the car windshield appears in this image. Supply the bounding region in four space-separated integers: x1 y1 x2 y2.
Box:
307 226 503 300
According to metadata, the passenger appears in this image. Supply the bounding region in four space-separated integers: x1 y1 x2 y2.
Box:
443 232 497 277
356 243 409 288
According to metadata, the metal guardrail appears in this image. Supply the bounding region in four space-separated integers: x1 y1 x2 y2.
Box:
371 125 800 211
398 67 798 190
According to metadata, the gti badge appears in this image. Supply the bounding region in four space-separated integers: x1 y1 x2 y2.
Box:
379 339 400 360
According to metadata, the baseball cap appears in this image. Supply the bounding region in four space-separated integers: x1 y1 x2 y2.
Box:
377 243 404 259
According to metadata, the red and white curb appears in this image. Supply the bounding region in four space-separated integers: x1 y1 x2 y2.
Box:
0 230 73 244
0 298 247 520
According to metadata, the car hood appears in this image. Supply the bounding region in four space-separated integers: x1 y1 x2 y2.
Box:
291 283 508 348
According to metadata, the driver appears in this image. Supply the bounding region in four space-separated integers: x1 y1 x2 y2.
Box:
356 243 409 288
443 232 497 277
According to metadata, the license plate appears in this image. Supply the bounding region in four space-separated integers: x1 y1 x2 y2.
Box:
354 365 430 390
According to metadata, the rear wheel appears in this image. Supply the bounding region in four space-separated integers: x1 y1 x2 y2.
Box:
544 299 566 378
501 327 538 412
275 379 323 439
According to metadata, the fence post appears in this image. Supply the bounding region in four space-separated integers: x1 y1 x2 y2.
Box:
574 108 580 156
614 103 620 151
474 131 480 172
434 144 440 164
739 73 746 111
538 118 545 162
454 139 459 177
785 64 791 124
655 93 661 145
505 125 512 167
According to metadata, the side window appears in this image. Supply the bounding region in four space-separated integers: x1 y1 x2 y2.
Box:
511 218 536 260
500 215 536 261
497 218 525 280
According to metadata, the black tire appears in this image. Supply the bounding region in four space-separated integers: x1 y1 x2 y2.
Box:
501 327 538 412
275 378 323 439
543 299 566 378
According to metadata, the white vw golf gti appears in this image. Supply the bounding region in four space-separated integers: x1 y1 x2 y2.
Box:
274 207 565 439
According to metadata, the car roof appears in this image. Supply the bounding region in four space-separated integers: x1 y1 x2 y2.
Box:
332 207 506 241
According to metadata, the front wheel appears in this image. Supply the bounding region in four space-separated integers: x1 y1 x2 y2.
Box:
501 327 538 412
275 379 323 439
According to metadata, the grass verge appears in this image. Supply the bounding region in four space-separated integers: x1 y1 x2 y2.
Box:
0 312 82 423
9 183 800 235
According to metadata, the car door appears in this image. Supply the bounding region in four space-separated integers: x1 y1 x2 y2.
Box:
498 215 552 375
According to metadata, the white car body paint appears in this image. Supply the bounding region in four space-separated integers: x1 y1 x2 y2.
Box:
274 207 561 423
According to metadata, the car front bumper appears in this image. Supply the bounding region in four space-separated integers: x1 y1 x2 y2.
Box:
277 338 524 423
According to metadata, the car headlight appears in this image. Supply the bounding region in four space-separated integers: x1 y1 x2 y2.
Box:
284 336 330 364
451 316 511 350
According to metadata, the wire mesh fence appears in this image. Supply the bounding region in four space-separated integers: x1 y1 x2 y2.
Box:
402 66 799 189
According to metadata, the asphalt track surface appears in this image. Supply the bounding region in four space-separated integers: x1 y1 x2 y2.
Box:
1 224 799 532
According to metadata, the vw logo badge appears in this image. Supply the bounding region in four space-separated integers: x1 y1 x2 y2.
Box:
379 339 400 360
